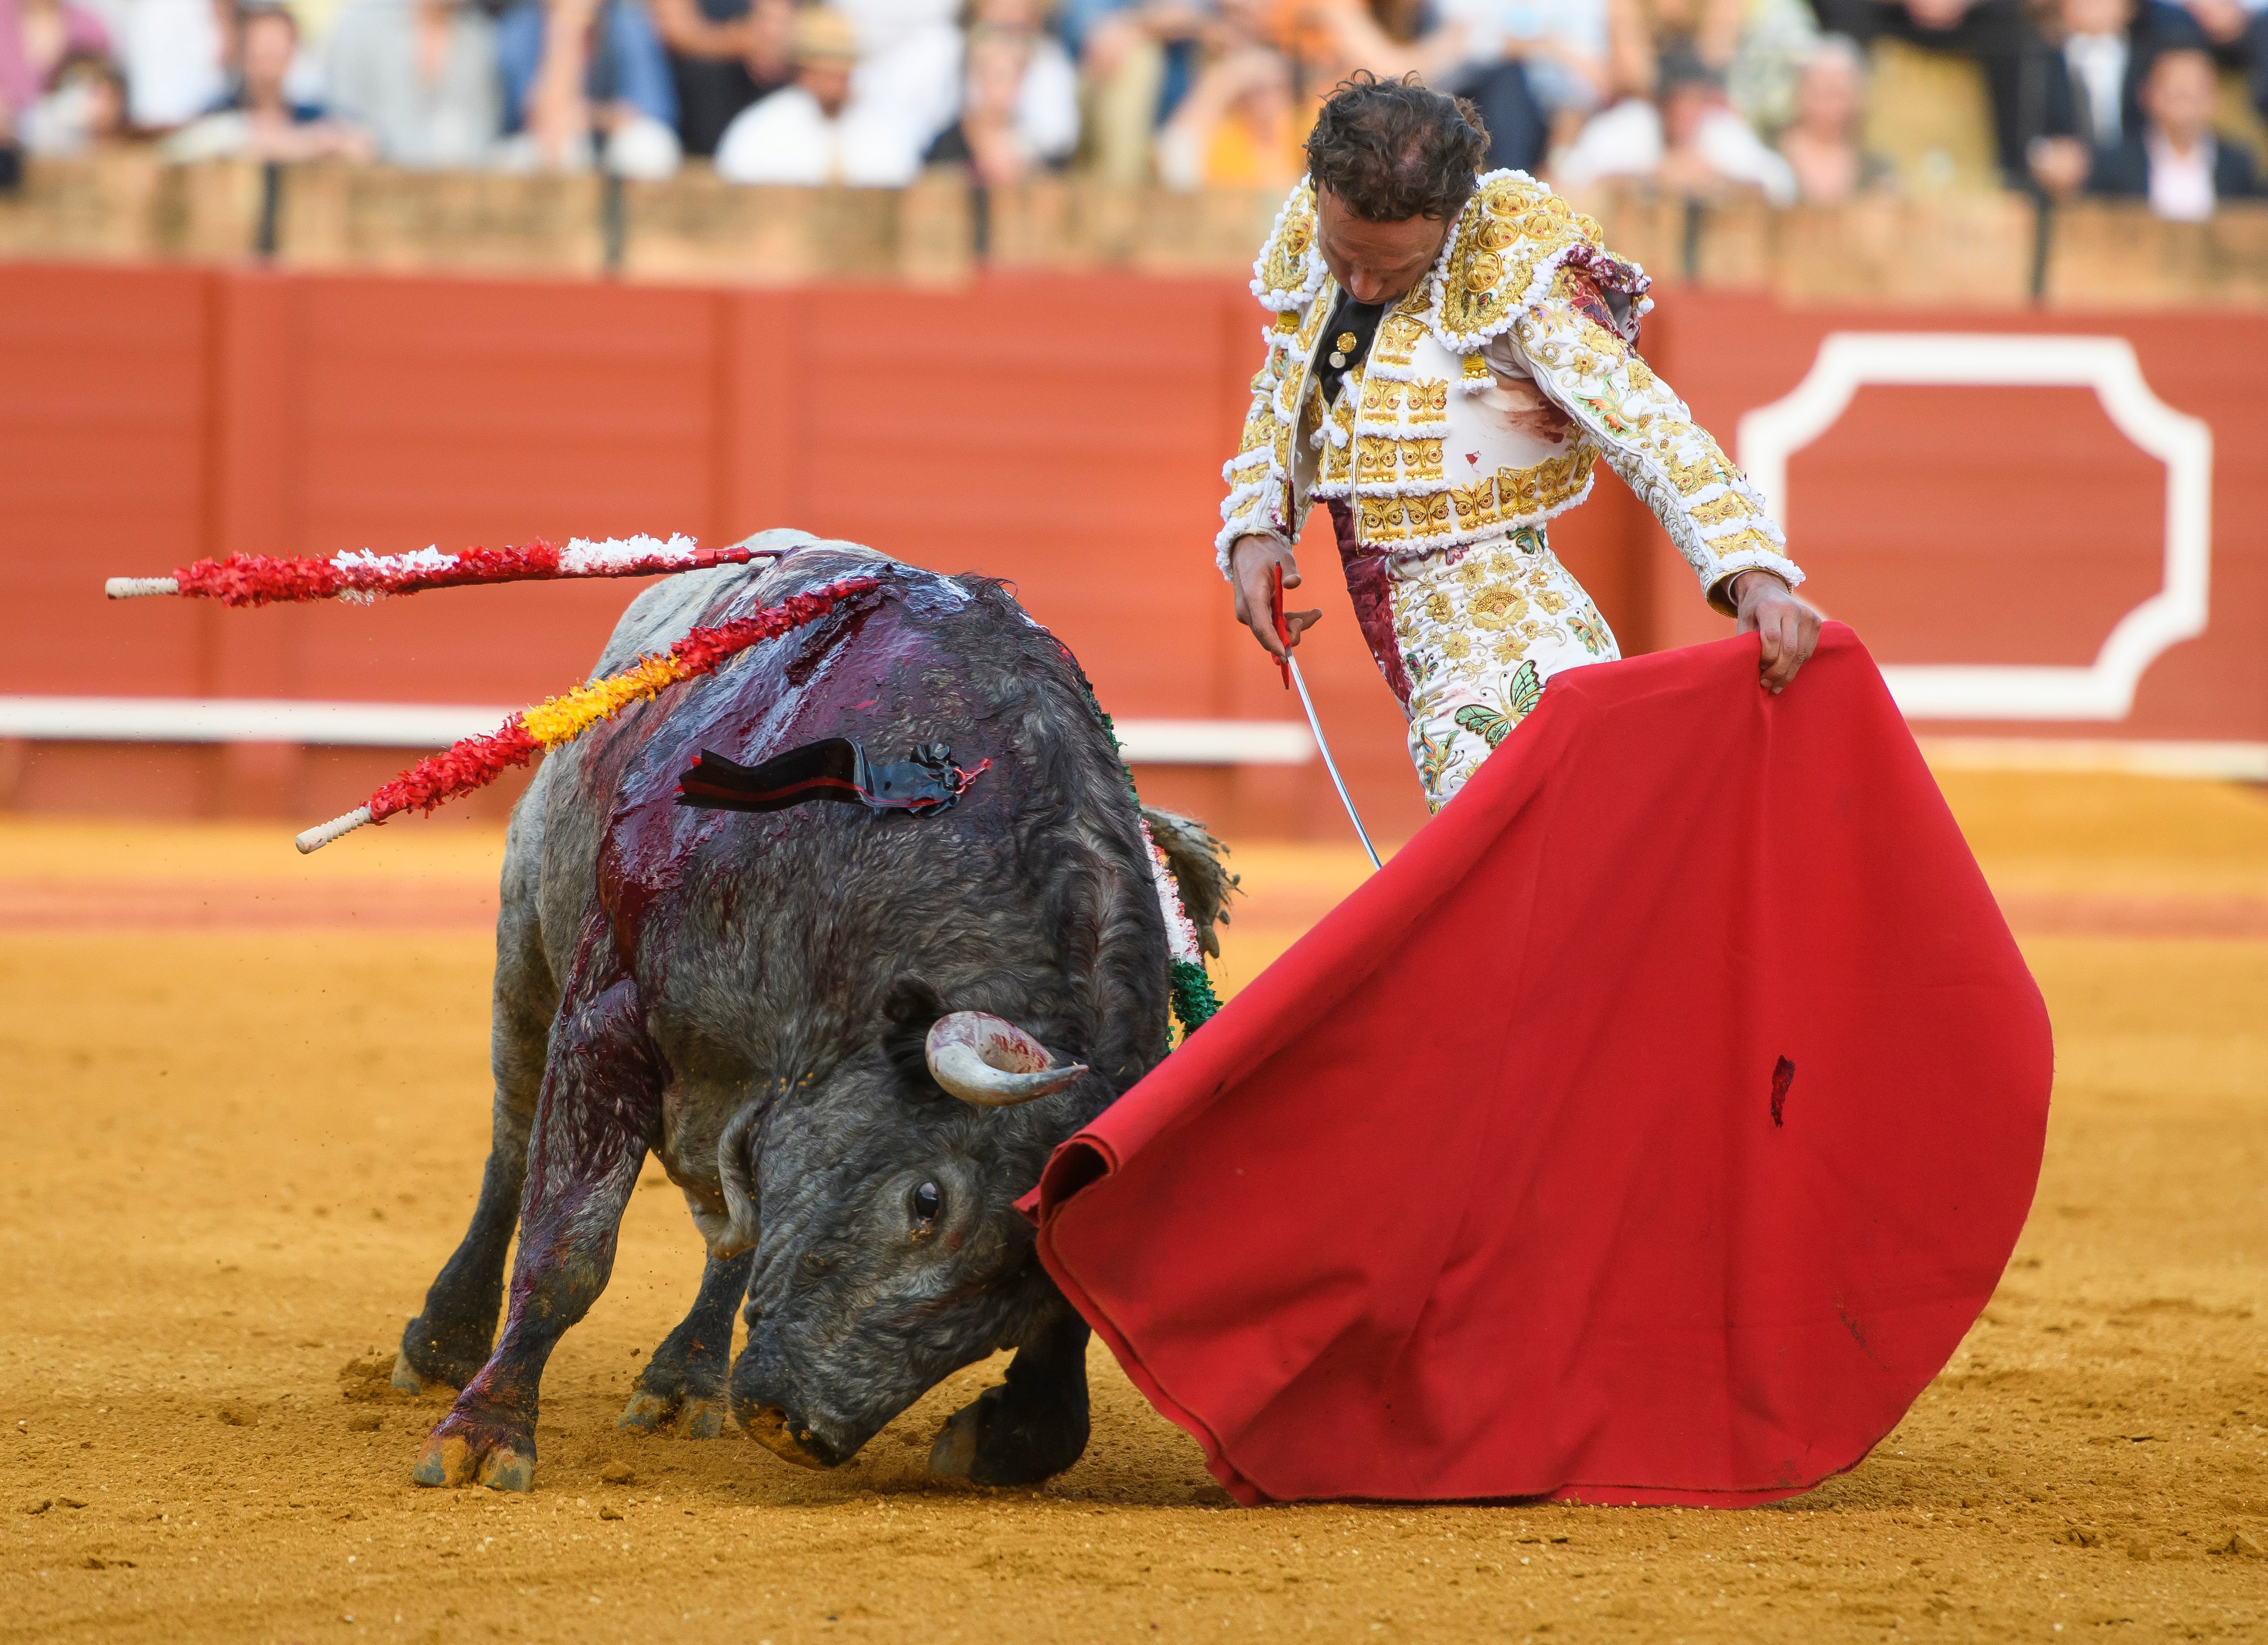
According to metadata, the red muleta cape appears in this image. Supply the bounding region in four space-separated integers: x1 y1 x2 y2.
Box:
1020 624 2052 1508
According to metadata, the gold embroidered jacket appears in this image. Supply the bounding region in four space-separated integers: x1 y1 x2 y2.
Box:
1217 172 1803 610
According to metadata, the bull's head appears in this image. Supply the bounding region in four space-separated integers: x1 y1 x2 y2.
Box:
722 974 1096 1471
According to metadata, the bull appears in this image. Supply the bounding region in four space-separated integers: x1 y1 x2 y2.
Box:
389 532 1228 1491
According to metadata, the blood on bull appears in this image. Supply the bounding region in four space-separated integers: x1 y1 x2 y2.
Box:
385 534 1230 1492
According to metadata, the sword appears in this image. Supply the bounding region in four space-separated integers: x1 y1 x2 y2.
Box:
1273 563 1382 871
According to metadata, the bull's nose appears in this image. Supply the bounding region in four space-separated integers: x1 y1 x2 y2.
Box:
737 1402 843 1470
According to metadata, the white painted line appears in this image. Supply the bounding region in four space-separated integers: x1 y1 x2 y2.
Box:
1112 719 1314 765
1916 736 2268 782
0 697 1317 766
0 697 518 746
1738 333 2214 723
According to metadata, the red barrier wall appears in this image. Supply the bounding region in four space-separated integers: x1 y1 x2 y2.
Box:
3 264 2262 838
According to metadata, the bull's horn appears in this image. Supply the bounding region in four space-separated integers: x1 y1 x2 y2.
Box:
924 1013 1087 1108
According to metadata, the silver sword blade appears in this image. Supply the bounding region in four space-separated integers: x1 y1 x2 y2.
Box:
1287 654 1382 871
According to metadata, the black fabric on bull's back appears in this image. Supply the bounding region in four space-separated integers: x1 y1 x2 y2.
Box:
391 537 1173 1492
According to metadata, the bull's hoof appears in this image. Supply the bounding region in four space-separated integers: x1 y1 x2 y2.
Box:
412 1413 537 1492
928 1381 1089 1487
396 1315 489 1397
928 1403 981 1478
617 1384 730 1439
616 1389 675 1433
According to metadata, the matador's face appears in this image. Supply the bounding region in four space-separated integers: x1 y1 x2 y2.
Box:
1315 185 1454 306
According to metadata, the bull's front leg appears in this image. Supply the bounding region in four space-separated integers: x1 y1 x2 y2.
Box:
412 962 662 1492
929 1296 1092 1487
618 1249 755 1439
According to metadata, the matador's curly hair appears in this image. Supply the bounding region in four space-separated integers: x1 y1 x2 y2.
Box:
1304 71 1491 223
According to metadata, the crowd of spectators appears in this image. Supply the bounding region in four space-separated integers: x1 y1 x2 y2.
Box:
0 0 2259 213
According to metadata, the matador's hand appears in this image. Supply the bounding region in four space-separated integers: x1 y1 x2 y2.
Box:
1230 534 1321 661
1730 570 1821 694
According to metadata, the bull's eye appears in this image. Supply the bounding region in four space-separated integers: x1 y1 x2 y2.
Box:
912 1181 942 1225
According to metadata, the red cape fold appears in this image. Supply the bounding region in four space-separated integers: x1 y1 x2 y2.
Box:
1020 625 2052 1508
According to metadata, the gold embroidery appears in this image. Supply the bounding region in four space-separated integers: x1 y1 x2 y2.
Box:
1406 494 1451 534
1362 378 1403 414
1688 493 1751 529
1437 174 1605 344
1461 354 1493 383
1401 438 1445 481
1492 449 1594 517
1408 379 1450 415
1449 477 1500 531
1710 527 1781 559
1470 586 1530 629
1373 312 1426 367
1356 434 1397 481
1659 444 1735 496
1254 186 1319 302
1358 498 1405 540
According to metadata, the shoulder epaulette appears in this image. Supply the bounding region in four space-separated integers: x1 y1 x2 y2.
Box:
1250 181 1327 313
1429 171 1650 352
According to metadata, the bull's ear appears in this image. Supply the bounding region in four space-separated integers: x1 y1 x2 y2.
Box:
880 973 947 1098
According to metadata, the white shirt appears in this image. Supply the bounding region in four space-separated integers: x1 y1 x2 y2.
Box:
1555 98 1797 207
935 30 1081 163
1439 0 1606 113
2146 129 2217 221
836 0 963 152
713 85 925 186
119 0 226 127
2063 31 2128 146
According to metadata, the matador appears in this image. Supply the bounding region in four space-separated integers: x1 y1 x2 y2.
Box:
1219 78 1822 811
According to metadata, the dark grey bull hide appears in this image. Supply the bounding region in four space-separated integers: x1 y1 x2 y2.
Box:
389 532 1229 1492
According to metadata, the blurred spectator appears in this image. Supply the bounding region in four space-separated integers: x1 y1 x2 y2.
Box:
1439 0 1610 172
1076 0 1257 185
117 0 228 128
2024 0 2181 194
162 2 373 160
1310 0 1470 83
836 0 964 155
326 0 504 165
926 0 1081 183
1775 30 1890 196
1155 39 1303 184
1609 0 1742 89
498 0 683 174
653 0 795 155
0 0 111 126
2088 41 2258 208
2157 0 2265 126
714 3 926 180
1726 0 1820 131
1805 0 2033 184
19 45 125 151
1556 43 1798 196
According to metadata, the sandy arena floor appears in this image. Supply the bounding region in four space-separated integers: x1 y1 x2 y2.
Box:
2 770 2265 1644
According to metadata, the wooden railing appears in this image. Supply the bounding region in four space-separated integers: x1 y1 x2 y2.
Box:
3 151 2265 307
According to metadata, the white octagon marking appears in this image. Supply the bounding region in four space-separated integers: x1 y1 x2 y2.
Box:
1736 332 2213 721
